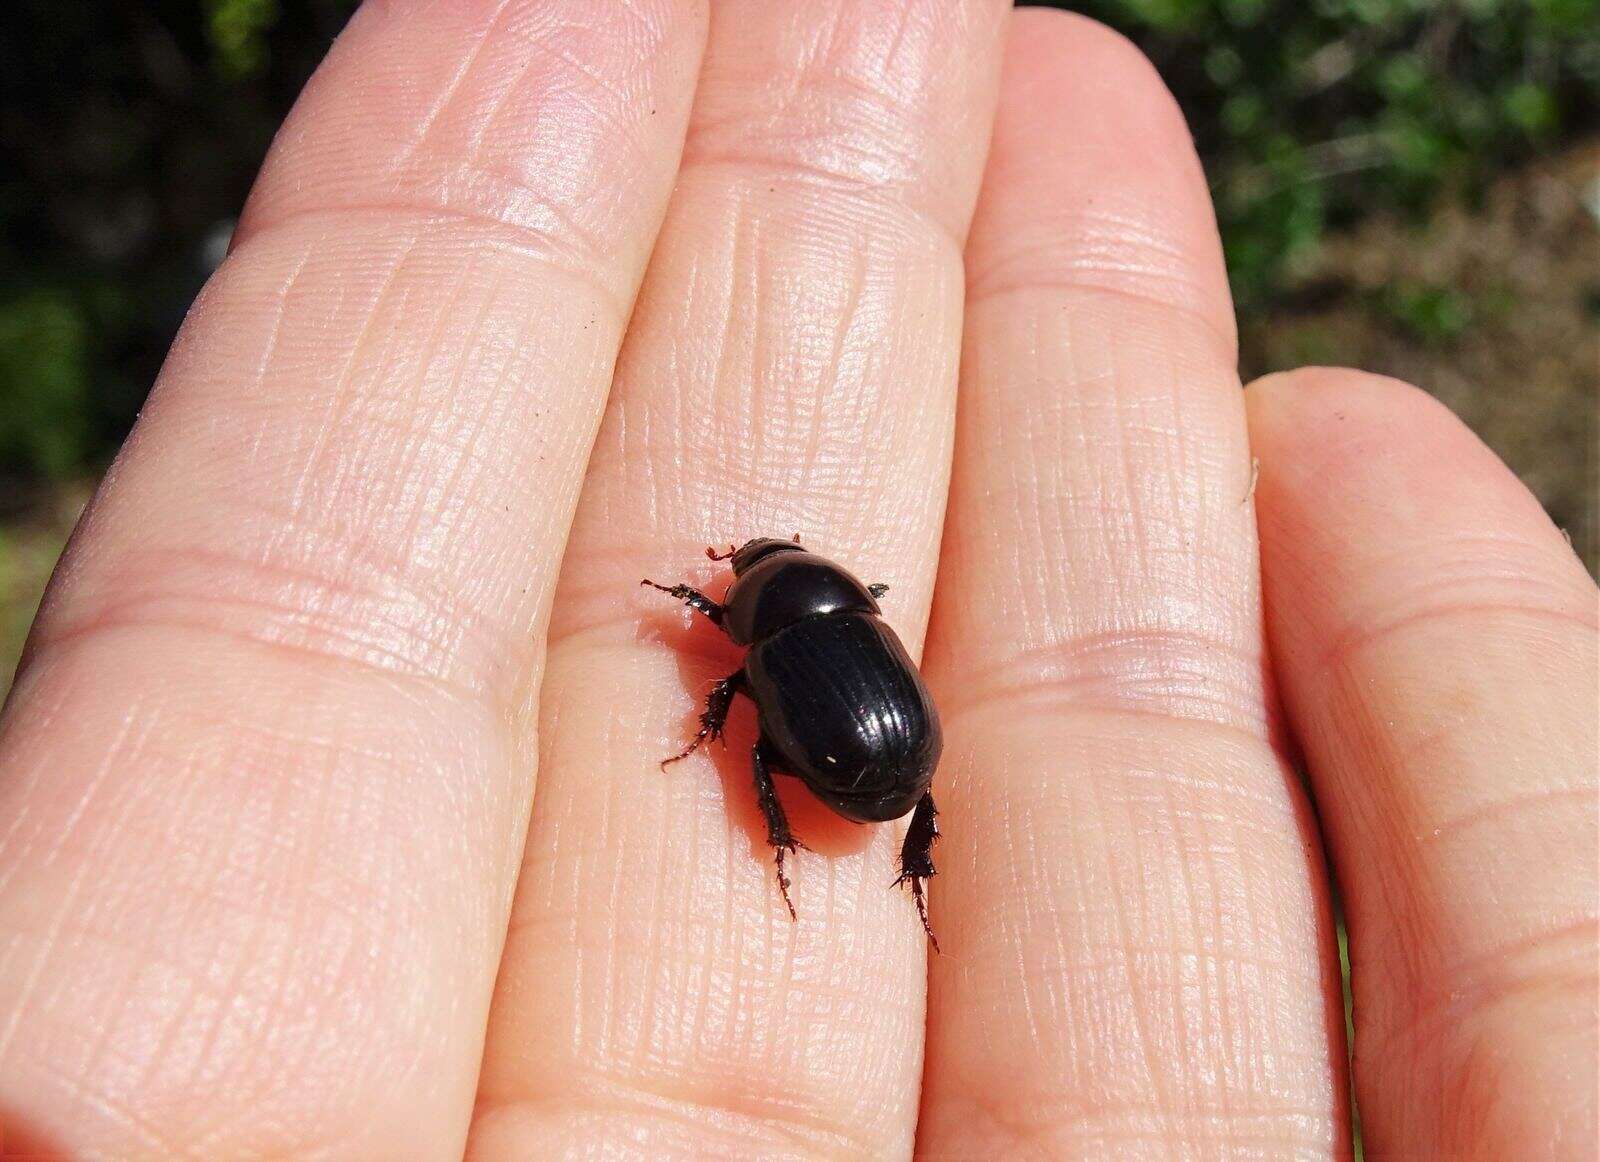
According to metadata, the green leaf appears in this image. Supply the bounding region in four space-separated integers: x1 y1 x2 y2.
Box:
0 290 92 479
204 0 282 80
1501 82 1560 135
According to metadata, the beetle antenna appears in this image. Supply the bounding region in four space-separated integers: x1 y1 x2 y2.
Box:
705 543 738 561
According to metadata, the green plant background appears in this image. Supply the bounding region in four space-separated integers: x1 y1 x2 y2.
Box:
1082 0 1597 301
2 0 1597 686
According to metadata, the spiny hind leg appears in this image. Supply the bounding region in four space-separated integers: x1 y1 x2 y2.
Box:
895 791 940 952
752 741 803 920
660 671 743 769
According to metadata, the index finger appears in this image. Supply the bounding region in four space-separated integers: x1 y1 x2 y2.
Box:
0 2 705 1154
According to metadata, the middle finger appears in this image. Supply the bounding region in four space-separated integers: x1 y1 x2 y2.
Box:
469 2 1006 1157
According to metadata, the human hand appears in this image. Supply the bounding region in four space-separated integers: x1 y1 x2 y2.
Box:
1 3 1594 1157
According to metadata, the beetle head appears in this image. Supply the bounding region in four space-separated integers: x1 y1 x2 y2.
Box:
726 536 806 575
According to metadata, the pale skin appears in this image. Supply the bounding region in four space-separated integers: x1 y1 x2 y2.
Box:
0 2 1594 1157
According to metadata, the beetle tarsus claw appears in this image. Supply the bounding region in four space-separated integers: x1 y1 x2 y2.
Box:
660 672 743 769
774 848 798 921
892 871 938 952
914 882 939 954
752 742 804 922
642 578 725 625
895 791 940 950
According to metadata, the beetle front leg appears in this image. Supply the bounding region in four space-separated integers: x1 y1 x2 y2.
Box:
641 578 724 626
660 671 744 770
752 741 803 921
895 791 940 952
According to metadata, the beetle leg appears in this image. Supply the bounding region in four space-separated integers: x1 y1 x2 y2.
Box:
640 578 724 626
752 741 801 921
660 671 744 770
868 582 889 599
895 791 940 953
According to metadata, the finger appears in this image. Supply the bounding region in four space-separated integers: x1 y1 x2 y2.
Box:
468 2 1007 1156
0 2 705 1155
917 12 1346 1155
1246 369 1598 1158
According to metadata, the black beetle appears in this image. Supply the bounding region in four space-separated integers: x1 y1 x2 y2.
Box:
644 536 942 948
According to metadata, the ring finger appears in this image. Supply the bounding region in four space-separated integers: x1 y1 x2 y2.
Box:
918 13 1346 1155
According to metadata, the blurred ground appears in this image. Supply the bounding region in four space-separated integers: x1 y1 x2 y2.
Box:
2 143 1594 701
1241 142 1599 567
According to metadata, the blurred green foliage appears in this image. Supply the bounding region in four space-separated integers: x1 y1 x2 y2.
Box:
0 290 92 477
1378 279 1475 342
206 0 284 80
0 0 352 484
0 0 1595 482
1071 0 1598 300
